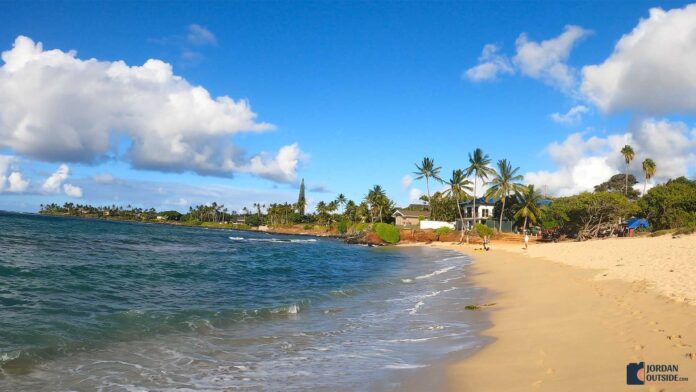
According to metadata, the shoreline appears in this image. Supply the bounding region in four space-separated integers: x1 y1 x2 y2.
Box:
398 237 696 391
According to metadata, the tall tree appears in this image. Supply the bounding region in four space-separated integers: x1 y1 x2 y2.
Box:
642 158 656 195
620 145 635 195
296 178 306 215
366 185 388 223
464 148 495 227
444 169 473 241
485 159 525 231
514 185 544 233
335 193 347 212
413 157 442 209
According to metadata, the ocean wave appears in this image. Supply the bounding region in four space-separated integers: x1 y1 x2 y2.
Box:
383 363 428 369
415 266 456 280
228 236 317 243
408 301 424 315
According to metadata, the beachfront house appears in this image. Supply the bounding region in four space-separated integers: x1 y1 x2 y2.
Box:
392 204 430 226
457 197 496 229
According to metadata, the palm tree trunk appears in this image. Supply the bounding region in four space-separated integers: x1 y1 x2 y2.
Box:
456 196 465 243
625 162 628 195
523 216 528 233
425 176 431 210
472 176 477 229
499 196 506 232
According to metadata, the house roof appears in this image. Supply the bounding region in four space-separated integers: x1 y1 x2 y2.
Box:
392 208 431 218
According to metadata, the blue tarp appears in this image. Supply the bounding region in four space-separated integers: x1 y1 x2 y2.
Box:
626 217 649 230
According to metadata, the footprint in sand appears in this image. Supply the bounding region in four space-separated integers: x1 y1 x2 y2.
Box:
634 344 644 351
545 368 555 375
531 380 543 388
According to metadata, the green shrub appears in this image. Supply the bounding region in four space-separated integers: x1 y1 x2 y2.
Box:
303 224 314 230
244 215 261 227
337 220 349 234
639 177 696 230
373 223 400 244
473 223 494 238
435 227 453 236
352 222 369 233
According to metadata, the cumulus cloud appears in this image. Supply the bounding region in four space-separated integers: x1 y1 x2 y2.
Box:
409 188 423 203
466 26 590 91
513 25 591 91
41 164 70 193
550 105 589 125
0 36 303 183
464 44 514 82
0 156 29 193
582 5 696 114
0 155 29 193
6 172 29 192
187 24 217 46
525 118 696 196
41 163 83 197
63 183 83 198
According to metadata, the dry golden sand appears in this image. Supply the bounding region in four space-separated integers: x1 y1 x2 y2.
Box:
400 235 696 391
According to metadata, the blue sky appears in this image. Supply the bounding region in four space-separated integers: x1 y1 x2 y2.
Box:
1 1 695 212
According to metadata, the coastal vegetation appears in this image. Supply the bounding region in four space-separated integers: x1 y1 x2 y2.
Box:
39 145 696 243
373 223 400 244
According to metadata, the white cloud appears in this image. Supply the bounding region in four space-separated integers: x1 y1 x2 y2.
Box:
0 155 29 193
6 171 29 192
401 174 413 188
41 163 83 197
409 188 423 203
550 105 589 125
582 5 696 114
525 118 696 196
187 24 217 46
244 143 305 183
63 183 83 198
42 164 70 193
0 36 303 183
464 44 514 82
466 26 590 91
513 25 591 91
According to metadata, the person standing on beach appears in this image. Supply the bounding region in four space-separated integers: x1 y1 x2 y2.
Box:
524 233 529 250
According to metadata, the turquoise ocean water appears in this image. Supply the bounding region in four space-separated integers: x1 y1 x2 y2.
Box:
0 211 482 391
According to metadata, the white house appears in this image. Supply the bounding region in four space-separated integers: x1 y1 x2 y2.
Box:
457 197 496 228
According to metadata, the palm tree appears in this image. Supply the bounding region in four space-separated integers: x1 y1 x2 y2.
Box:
316 201 328 225
443 169 473 242
642 158 656 195
464 148 496 227
418 195 429 205
366 185 387 223
620 145 635 195
335 193 347 213
485 159 525 231
413 157 442 209
514 185 543 233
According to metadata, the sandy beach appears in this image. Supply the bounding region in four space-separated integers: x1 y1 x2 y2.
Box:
402 234 696 391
